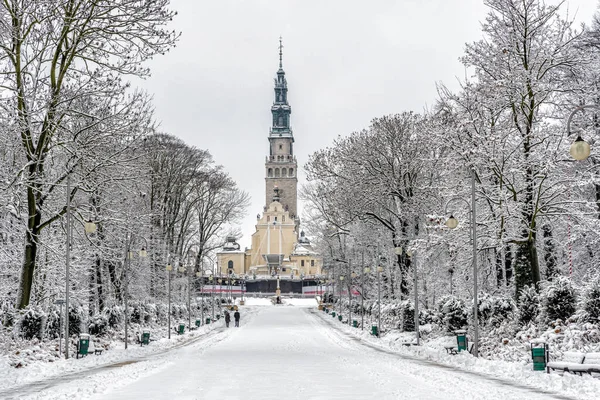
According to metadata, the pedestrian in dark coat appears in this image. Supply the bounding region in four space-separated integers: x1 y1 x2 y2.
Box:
234 310 240 327
225 311 231 328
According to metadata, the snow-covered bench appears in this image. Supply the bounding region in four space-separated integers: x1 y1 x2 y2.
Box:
86 337 104 355
444 342 474 355
547 352 600 375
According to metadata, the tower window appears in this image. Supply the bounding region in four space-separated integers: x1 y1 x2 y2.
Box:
279 144 282 150
278 116 283 126
268 168 273 177
301 260 305 267
289 168 294 177
311 260 315 267
275 168 280 177
228 260 234 269
282 168 287 177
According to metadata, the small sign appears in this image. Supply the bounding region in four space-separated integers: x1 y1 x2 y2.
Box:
54 299 65 305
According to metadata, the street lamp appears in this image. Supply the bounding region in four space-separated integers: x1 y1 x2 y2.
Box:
196 270 203 325
566 105 598 161
209 275 214 320
350 272 356 326
166 262 173 339
444 190 478 356
405 248 419 346
339 275 344 317
376 257 385 337
64 175 97 359
124 237 147 349
362 267 370 330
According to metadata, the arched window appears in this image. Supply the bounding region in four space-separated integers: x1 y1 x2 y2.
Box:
282 168 287 177
268 168 273 177
275 168 280 177
289 168 294 177
279 144 283 150
228 260 233 270
278 116 283 126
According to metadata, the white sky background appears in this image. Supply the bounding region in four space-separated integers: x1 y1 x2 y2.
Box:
138 0 598 249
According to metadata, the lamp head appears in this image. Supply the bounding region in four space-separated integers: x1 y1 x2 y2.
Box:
364 267 371 273
445 215 459 229
139 248 147 258
570 135 591 161
84 220 97 234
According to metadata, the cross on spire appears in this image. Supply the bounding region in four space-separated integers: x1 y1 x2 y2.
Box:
279 36 283 69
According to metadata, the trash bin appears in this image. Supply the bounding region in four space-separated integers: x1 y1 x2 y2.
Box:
455 330 468 352
331 311 336 318
338 315 342 322
530 341 548 371
216 314 221 320
206 317 211 325
77 333 90 358
353 320 358 328
371 324 379 337
195 319 201 328
141 330 150 346
178 323 185 335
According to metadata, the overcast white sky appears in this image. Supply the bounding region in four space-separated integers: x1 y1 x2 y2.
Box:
139 0 598 249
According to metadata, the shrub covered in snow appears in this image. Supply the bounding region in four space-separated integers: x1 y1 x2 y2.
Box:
437 295 468 332
68 305 83 336
581 276 600 323
517 285 540 326
45 307 61 339
88 313 109 336
105 305 123 328
478 294 515 327
19 306 46 340
541 276 577 323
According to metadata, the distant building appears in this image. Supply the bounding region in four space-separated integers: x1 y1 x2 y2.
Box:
217 40 322 279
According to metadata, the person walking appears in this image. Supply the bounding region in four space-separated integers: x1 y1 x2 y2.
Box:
224 311 231 328
234 310 240 327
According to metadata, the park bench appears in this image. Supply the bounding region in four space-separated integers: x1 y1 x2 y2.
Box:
444 342 474 355
87 339 104 355
547 352 600 375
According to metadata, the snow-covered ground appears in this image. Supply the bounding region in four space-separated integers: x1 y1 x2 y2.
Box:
5 301 596 399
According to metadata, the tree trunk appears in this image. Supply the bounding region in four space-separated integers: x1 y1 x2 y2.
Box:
17 229 39 309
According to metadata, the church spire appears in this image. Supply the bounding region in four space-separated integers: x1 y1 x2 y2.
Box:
279 36 283 70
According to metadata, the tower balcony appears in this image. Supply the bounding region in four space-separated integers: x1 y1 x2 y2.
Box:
266 155 297 163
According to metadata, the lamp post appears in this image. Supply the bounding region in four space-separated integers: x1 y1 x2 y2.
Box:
376 260 384 337
405 249 419 345
123 238 147 349
444 176 478 356
350 271 356 326
362 267 370 330
339 275 345 317
63 175 97 359
209 275 214 320
196 270 203 325
218 278 222 313
166 262 173 339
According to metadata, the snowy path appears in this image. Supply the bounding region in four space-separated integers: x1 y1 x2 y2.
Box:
12 303 575 399
87 304 562 400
